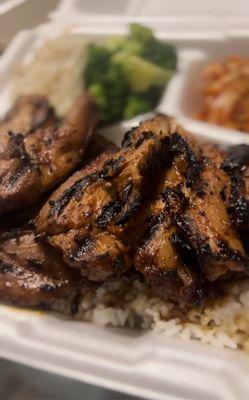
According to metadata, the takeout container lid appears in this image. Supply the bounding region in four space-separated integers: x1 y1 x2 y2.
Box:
50 0 249 38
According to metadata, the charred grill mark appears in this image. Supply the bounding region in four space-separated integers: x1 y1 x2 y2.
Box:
160 136 172 168
100 156 124 179
27 99 55 135
170 133 202 187
8 132 31 164
96 252 109 261
222 145 249 231
0 261 12 273
141 222 159 244
134 131 155 149
195 181 207 198
144 265 206 308
222 145 249 170
228 197 249 230
112 256 125 269
96 200 121 229
159 268 177 279
169 232 200 269
72 235 93 261
74 234 92 247
162 187 187 213
115 195 141 226
143 142 166 187
40 282 60 292
229 176 249 229
121 127 136 147
48 172 99 217
121 181 134 203
0 228 22 243
6 132 34 186
173 214 246 271
141 210 168 244
27 259 43 270
6 164 31 186
220 186 227 201
172 214 211 269
215 240 243 262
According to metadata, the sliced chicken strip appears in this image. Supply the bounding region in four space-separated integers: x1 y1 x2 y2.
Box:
0 93 98 213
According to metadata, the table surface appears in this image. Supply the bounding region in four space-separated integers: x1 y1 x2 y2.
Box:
0 358 142 400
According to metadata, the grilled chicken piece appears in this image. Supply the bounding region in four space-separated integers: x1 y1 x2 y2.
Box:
135 127 205 306
222 144 249 232
0 137 114 230
84 133 118 165
36 115 174 281
201 144 227 164
0 229 79 309
0 95 56 135
136 126 248 304
35 114 249 305
135 196 205 307
0 93 98 214
36 153 131 281
169 146 248 281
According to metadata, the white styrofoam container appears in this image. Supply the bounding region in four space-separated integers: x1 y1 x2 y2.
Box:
0 0 27 15
1 12 249 400
49 0 249 39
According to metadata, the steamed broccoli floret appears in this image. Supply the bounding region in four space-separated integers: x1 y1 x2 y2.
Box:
104 35 127 53
105 24 153 55
84 45 111 86
141 40 177 70
124 94 152 119
128 23 177 70
129 23 154 46
84 45 129 125
106 24 177 71
124 87 164 119
83 25 177 125
142 86 164 107
112 51 173 92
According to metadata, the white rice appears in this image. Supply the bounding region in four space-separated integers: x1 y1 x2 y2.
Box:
75 278 249 353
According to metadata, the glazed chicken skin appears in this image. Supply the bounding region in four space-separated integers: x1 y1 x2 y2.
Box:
135 127 206 306
36 115 173 282
136 135 249 305
202 144 249 234
0 134 116 230
36 115 249 306
1 106 249 310
0 95 56 135
221 145 249 232
134 196 205 307
165 140 248 279
0 93 98 214
0 229 79 309
37 152 132 282
170 157 248 281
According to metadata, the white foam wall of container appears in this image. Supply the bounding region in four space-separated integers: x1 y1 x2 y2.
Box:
1 14 249 400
